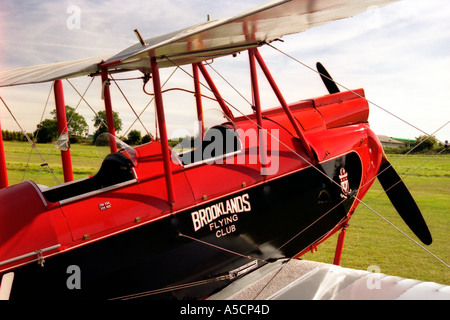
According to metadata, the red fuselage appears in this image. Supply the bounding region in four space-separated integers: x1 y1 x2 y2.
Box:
0 88 383 299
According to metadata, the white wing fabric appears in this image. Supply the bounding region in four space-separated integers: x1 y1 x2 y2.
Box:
108 0 397 71
0 56 107 87
0 0 397 87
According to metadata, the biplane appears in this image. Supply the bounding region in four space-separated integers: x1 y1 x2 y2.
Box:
0 0 433 300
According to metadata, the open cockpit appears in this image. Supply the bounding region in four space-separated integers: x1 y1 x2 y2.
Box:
42 152 135 204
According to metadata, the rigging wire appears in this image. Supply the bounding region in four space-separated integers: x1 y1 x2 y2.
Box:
263 43 450 268
95 53 450 297
1 48 446 299
93 49 449 299
109 274 233 300
66 78 108 130
46 53 446 300
207 62 254 108
358 146 449 269
163 53 449 269
122 66 179 138
359 120 449 192
179 232 267 263
267 42 447 145
0 95 60 184
109 74 152 139
2 78 96 186
33 78 96 184
22 83 54 182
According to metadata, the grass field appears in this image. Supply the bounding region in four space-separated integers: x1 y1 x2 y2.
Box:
3 141 103 186
2 141 449 285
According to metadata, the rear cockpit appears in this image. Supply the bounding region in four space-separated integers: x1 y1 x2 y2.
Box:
177 124 241 166
42 152 135 203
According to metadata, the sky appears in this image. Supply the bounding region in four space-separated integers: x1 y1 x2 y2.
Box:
0 0 449 143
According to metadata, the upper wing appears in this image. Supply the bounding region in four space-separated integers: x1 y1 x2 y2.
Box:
0 56 107 87
0 0 397 87
108 0 397 71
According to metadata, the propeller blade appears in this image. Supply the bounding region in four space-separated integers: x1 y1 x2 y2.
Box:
377 158 432 245
316 62 340 94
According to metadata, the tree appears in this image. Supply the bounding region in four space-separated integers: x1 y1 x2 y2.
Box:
1 130 25 141
34 119 58 143
92 110 123 143
413 135 437 153
126 129 142 145
51 105 88 137
33 105 88 143
141 134 152 144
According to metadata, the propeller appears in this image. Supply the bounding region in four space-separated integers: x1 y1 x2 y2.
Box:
377 155 432 245
316 62 340 94
315 61 431 245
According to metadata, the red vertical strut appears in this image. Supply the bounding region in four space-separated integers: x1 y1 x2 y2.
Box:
101 69 117 153
248 48 267 172
192 64 205 139
253 49 315 161
54 80 73 182
333 224 348 266
151 57 175 208
0 119 8 189
196 63 233 120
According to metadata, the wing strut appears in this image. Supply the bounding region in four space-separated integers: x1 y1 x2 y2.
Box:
248 48 267 173
333 223 348 266
253 49 315 162
150 57 175 209
0 118 8 189
54 80 74 182
101 69 118 153
192 64 205 139
196 63 234 120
